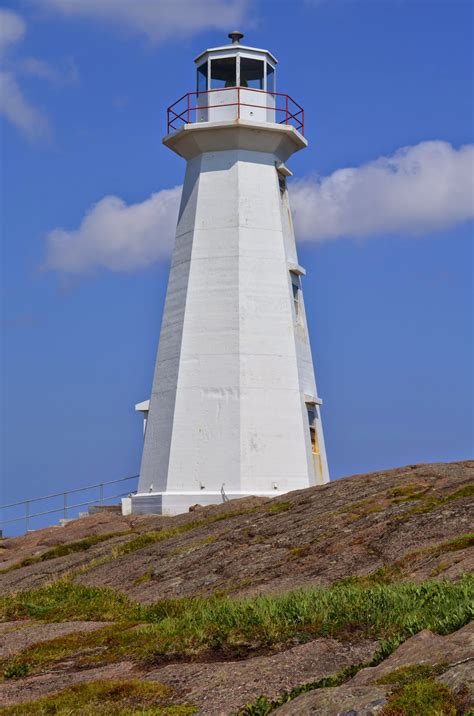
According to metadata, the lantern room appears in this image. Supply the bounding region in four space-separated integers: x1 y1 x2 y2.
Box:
194 31 276 124
167 32 304 135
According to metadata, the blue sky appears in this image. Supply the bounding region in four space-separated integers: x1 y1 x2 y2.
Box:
1 0 473 531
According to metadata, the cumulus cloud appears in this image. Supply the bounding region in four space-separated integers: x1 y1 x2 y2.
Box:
43 187 182 273
35 0 250 43
0 8 50 139
43 141 473 275
290 141 474 241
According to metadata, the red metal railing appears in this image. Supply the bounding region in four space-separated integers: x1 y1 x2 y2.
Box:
167 87 304 135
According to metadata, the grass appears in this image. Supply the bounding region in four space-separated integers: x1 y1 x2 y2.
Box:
376 662 471 716
431 533 474 555
1 576 472 679
171 534 218 556
337 532 474 587
0 680 197 715
405 484 474 516
376 663 448 686
381 679 459 715
133 569 154 586
266 502 292 514
1 506 258 578
0 532 132 574
388 484 430 504
95 507 257 564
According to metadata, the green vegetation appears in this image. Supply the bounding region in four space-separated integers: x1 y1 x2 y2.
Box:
1 576 472 679
389 483 429 504
431 533 474 555
171 534 218 556
376 663 448 686
380 678 458 715
376 662 470 716
100 507 256 563
3 661 29 679
235 662 365 715
287 545 311 560
405 484 474 516
266 502 293 514
0 532 131 574
133 568 154 586
0 581 134 622
0 680 197 715
338 532 474 587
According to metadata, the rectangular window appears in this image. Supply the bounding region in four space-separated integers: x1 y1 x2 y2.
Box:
197 62 207 92
291 273 301 318
307 405 320 456
240 57 264 89
266 63 275 93
210 57 236 88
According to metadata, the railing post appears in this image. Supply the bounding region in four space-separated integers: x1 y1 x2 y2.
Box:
285 95 289 126
302 109 305 135
63 492 67 520
187 93 190 124
25 500 30 532
99 483 104 503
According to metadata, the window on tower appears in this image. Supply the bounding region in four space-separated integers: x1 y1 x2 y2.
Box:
197 62 208 93
240 57 264 89
210 57 236 88
306 404 320 457
266 63 275 93
291 272 301 319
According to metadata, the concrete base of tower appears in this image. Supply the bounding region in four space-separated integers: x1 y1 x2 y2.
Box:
125 490 288 516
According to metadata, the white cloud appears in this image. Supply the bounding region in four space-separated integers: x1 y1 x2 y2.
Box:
0 69 49 139
43 141 474 275
290 141 474 242
43 187 182 273
0 8 50 139
19 56 79 85
36 0 250 43
0 9 26 56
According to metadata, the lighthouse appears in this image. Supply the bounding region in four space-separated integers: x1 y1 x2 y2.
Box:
131 32 329 516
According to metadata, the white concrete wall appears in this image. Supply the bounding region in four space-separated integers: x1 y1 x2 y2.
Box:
137 141 329 506
279 184 329 484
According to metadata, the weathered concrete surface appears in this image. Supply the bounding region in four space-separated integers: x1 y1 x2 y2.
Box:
137 141 329 515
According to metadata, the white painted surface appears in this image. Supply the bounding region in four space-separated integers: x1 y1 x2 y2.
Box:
133 118 329 516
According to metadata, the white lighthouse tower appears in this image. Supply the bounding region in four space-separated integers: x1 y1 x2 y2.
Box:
131 32 329 516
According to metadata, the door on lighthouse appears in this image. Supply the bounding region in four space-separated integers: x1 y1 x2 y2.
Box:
307 404 322 478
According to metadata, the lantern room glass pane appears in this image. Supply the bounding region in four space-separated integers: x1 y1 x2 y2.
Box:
267 64 275 93
240 57 264 89
197 62 207 92
210 57 236 88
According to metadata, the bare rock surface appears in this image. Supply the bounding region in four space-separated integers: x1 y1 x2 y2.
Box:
0 621 111 659
274 622 474 715
0 661 138 707
0 461 472 714
350 620 474 686
2 461 471 600
146 637 378 715
273 685 388 716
